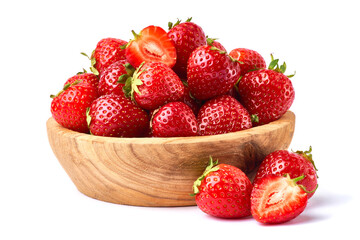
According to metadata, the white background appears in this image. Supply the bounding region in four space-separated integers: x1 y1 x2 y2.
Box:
1 0 359 239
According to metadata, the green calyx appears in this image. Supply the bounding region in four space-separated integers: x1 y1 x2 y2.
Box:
81 51 99 76
50 80 80 99
284 174 318 194
293 146 319 177
209 46 226 55
192 156 220 196
117 63 136 84
86 107 93 135
168 17 192 30
121 62 146 101
209 45 243 64
76 68 88 75
206 36 218 46
268 54 295 78
251 114 259 123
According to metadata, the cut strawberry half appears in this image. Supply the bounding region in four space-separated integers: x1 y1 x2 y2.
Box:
251 174 312 224
125 25 177 68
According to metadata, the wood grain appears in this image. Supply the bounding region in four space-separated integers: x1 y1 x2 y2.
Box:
46 111 295 206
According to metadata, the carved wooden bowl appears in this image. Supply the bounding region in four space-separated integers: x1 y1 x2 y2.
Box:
46 111 295 207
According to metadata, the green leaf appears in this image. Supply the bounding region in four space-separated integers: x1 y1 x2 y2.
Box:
287 71 296 78
131 30 140 39
86 108 92 127
186 17 192 22
118 74 129 83
268 59 279 70
120 43 128 50
192 156 219 196
251 114 259 123
80 52 90 60
280 62 287 73
90 66 99 76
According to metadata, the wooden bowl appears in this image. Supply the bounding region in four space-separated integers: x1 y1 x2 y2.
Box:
46 111 295 207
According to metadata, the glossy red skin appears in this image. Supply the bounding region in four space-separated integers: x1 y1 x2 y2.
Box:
134 62 184 110
64 73 99 89
168 22 206 78
210 41 227 52
88 94 149 137
254 150 318 198
98 60 127 97
126 26 176 68
197 95 252 136
151 102 198 137
187 45 241 100
229 48 266 76
51 82 98 133
251 175 308 224
238 69 295 126
195 164 253 218
182 85 201 115
93 38 127 75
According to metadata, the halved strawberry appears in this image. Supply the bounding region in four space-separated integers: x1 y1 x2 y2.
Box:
251 174 311 224
125 26 177 68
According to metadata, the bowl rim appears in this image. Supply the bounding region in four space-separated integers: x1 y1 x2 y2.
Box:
46 111 295 145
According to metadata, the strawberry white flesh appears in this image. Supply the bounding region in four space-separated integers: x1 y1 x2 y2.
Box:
251 174 308 224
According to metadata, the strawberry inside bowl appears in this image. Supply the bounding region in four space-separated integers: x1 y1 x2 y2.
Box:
46 111 295 207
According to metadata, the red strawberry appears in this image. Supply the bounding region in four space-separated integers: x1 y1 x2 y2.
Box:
206 37 227 52
82 38 127 76
50 81 98 133
187 45 241 100
123 62 184 110
125 25 176 68
251 174 311 224
193 157 253 218
64 72 99 89
238 55 295 126
98 60 135 97
254 147 318 198
87 94 149 137
197 95 252 136
229 48 266 76
182 83 201 115
167 18 206 78
151 102 198 137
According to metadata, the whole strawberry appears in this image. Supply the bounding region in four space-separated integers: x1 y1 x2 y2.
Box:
254 147 318 198
87 94 149 137
187 45 241 100
229 48 266 76
123 62 184 110
238 55 295 126
151 102 198 137
50 81 98 133
98 60 134 97
251 174 311 224
167 18 206 78
125 25 176 68
82 38 127 76
197 95 252 136
64 72 99 89
193 157 253 218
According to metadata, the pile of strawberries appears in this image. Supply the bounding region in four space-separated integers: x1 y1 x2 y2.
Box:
50 18 317 224
50 17 295 138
